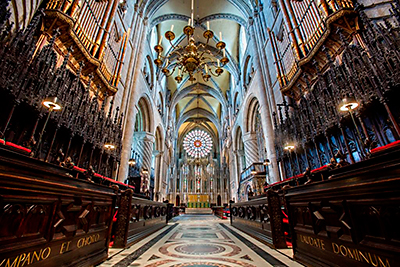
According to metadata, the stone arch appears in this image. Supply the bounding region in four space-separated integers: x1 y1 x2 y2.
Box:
233 92 240 114
242 55 252 89
176 108 221 135
137 96 154 133
157 91 164 115
170 83 228 114
244 96 260 133
155 125 164 152
144 55 154 89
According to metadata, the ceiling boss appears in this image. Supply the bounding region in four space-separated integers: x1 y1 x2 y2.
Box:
153 0 229 83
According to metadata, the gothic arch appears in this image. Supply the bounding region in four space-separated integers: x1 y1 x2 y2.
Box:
144 55 155 89
244 96 260 133
233 92 240 114
150 13 246 28
242 55 252 89
137 96 154 133
155 125 164 152
176 108 221 135
170 83 228 114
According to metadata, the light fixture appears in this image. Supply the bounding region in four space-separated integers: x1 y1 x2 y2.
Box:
339 96 359 111
153 0 229 83
339 96 364 149
129 158 136 166
104 143 116 150
142 168 149 175
42 96 62 111
284 143 295 150
263 159 271 165
34 96 63 157
251 170 257 175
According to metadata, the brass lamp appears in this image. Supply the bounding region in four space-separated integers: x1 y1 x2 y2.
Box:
129 158 136 166
34 96 63 157
339 96 359 111
104 143 116 150
339 96 364 149
42 96 62 111
284 143 295 150
154 1 229 83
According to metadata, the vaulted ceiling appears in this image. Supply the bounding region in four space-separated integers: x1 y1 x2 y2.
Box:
147 0 251 142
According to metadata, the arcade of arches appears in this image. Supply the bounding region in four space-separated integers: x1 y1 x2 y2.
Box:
2 0 400 266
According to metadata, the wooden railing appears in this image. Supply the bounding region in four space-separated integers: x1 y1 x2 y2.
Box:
0 145 170 264
112 190 167 248
0 147 116 266
285 142 400 266
231 190 287 249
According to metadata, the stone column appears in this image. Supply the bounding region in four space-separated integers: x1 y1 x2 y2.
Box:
135 132 155 191
154 151 163 201
243 132 260 166
249 23 280 183
117 17 148 182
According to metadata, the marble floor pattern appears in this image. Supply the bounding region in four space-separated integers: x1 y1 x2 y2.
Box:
98 215 303 267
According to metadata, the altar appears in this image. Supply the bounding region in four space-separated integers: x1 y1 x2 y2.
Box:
187 194 210 208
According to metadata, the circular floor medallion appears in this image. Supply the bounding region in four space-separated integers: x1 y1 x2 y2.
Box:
170 263 231 267
174 244 226 255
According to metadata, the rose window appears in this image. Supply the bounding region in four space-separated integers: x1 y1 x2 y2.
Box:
183 130 212 158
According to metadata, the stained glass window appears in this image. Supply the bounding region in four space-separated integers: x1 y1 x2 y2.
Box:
183 130 212 158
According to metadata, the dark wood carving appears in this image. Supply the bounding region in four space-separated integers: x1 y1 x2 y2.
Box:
285 146 400 267
273 3 400 179
112 191 167 248
0 147 116 267
231 193 287 249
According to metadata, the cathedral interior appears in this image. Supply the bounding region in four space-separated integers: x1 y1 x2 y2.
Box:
1 0 400 266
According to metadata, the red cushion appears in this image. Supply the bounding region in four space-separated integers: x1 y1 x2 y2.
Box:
311 165 328 173
370 140 400 153
5 141 31 153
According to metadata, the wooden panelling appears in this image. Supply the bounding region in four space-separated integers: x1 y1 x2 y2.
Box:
0 147 117 267
231 190 287 249
112 189 167 248
285 147 400 267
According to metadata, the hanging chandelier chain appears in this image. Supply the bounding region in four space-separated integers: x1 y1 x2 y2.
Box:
153 5 229 83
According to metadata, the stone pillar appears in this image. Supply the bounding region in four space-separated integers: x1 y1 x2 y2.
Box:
249 23 280 183
135 132 155 191
154 151 164 200
243 132 260 167
117 17 147 182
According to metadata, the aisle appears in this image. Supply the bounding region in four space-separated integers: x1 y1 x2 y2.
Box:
98 215 303 267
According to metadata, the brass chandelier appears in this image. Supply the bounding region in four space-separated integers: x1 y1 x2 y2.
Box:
153 0 229 83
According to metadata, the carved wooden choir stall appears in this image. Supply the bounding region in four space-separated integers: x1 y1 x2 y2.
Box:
0 2 168 266
230 1 400 267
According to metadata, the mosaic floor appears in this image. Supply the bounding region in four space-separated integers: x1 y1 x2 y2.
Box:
98 215 303 267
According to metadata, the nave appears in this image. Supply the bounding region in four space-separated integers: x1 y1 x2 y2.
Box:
99 215 302 267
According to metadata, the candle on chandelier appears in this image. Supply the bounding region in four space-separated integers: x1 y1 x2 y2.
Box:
170 25 174 32
217 59 220 67
166 58 169 66
219 32 222 40
159 35 163 45
188 18 191 26
223 48 226 57
205 65 209 74
191 0 194 10
179 68 182 76
207 21 210 30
